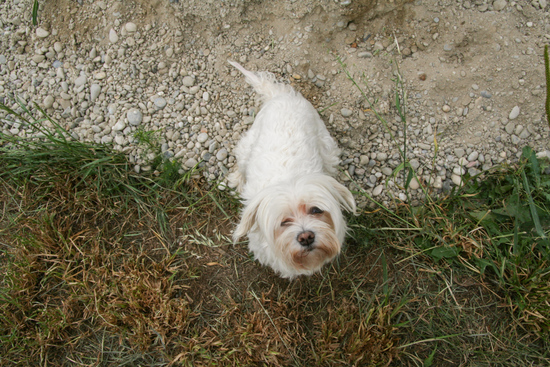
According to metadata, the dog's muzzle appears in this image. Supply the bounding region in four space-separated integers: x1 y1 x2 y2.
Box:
297 231 315 247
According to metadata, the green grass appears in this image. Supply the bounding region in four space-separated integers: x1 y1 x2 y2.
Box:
1 73 550 366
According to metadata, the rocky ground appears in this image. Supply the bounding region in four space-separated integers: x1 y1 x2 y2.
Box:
1 0 549 209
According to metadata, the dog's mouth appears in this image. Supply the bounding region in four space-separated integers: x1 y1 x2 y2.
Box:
291 243 337 270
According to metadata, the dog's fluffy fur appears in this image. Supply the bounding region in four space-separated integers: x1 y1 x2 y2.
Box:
228 61 356 279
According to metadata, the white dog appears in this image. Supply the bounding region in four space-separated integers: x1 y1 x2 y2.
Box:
228 61 356 279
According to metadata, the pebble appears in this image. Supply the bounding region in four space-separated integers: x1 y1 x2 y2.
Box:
184 158 198 169
442 105 451 112
480 91 492 98
125 22 137 32
154 97 167 109
216 148 228 161
493 0 507 11
373 185 384 196
509 106 520 120
109 29 119 43
340 108 353 117
113 120 126 131
197 132 209 143
36 27 50 38
127 108 143 125
43 95 54 109
358 51 373 58
182 76 195 87
451 174 463 186
90 84 101 102
75 75 87 87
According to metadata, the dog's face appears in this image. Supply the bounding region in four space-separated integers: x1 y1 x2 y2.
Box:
234 174 355 278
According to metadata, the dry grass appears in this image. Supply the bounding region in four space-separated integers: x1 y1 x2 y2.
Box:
0 156 403 365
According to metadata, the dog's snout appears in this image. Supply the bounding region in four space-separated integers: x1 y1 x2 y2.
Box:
297 231 315 247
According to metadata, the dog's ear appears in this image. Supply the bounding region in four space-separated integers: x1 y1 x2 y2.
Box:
328 178 356 215
233 199 259 243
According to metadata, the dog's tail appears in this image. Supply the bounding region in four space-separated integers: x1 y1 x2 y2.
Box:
228 61 295 101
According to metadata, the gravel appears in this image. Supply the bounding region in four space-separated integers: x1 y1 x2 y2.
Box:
0 0 548 210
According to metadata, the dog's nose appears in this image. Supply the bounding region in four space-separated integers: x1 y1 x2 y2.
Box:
297 231 315 247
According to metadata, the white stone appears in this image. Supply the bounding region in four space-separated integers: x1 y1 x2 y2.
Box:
125 22 137 32
109 28 119 43
197 132 209 143
75 75 87 87
184 158 198 168
451 174 463 186
127 108 143 125
43 95 54 109
182 76 195 87
493 0 507 11
509 106 520 120
36 27 50 38
340 108 353 117
90 84 101 102
373 185 384 196
113 120 126 131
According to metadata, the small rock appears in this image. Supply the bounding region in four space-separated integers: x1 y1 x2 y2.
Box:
409 178 420 190
184 158 198 169
509 106 520 120
113 120 126 131
376 152 388 161
90 84 101 102
182 76 195 87
32 55 45 63
454 148 465 157
43 95 54 109
127 108 143 125
373 185 384 196
442 105 451 113
381 167 393 176
467 151 479 162
36 27 50 38
109 28 119 43
340 108 353 117
451 174 463 186
75 75 87 87
481 91 492 98
493 0 507 11
505 122 515 135
216 148 228 161
197 132 209 143
154 97 167 109
125 22 137 32
519 129 531 139
358 51 373 58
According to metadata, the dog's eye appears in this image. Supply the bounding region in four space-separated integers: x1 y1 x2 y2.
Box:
281 219 293 226
310 206 324 215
